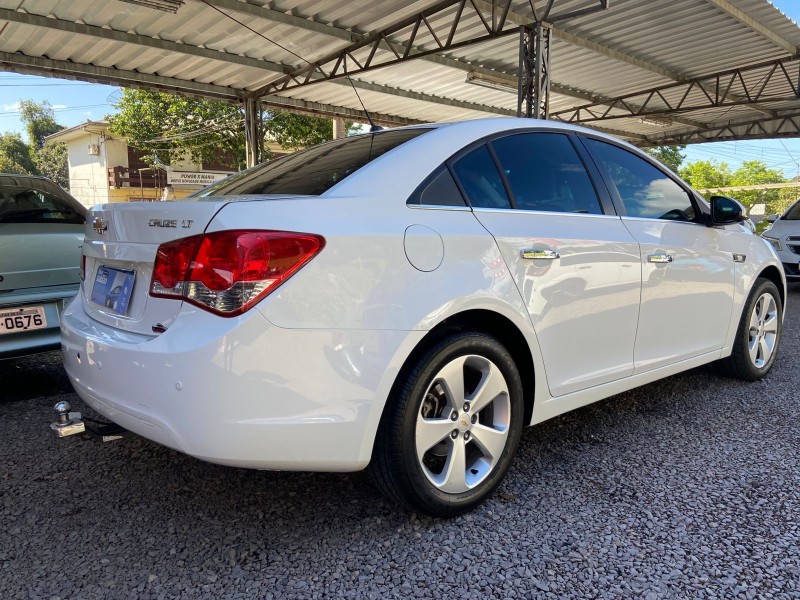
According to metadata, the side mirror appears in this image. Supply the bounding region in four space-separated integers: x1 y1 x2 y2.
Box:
710 196 747 226
766 214 779 223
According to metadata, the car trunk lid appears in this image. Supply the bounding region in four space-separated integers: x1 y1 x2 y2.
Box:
81 201 228 335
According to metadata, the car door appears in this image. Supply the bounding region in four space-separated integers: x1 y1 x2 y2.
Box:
580 136 735 374
451 132 641 397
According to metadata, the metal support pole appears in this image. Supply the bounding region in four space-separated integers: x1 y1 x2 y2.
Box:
244 98 261 167
516 22 551 119
332 117 347 139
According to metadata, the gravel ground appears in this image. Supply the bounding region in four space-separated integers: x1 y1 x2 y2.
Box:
1 284 799 599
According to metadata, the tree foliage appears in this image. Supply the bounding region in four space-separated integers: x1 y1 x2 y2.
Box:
18 100 62 149
0 133 38 174
108 89 244 167
680 158 791 214
0 101 70 189
34 140 69 189
107 89 353 168
644 145 686 173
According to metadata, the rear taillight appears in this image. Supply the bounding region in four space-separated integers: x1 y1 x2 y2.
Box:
150 230 324 316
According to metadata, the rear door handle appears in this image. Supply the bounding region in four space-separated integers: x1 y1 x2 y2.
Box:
521 249 560 260
647 253 673 263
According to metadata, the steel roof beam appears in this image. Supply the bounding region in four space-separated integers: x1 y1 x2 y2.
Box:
0 50 244 100
551 56 800 125
201 0 704 127
472 0 777 117
0 51 418 126
0 8 288 75
0 5 542 121
704 0 798 55
248 0 610 98
643 110 800 146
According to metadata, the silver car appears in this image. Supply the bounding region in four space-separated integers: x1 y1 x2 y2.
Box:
763 199 800 281
0 174 86 359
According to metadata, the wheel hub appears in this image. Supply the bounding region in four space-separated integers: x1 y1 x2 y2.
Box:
457 413 471 432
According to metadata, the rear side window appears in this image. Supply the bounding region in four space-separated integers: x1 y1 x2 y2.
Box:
584 138 696 221
0 186 84 224
195 129 430 197
452 145 511 209
408 167 466 207
490 133 602 214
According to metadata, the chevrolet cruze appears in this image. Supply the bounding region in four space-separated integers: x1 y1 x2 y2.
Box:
61 119 785 516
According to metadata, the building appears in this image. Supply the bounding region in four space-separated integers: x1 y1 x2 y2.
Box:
46 121 238 207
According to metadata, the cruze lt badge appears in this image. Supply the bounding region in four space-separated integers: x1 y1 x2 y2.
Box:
148 219 193 228
92 217 108 234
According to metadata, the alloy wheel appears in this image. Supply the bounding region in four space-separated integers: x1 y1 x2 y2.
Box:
415 354 511 494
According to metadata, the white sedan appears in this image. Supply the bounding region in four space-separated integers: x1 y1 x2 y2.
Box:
61 119 785 516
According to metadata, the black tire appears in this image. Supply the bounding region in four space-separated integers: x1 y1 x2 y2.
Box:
370 331 524 517
717 277 782 381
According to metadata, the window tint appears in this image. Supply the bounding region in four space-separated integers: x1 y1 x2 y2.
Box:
0 185 84 224
410 167 466 207
584 138 695 221
784 199 800 220
490 133 602 214
195 129 430 197
451 145 511 209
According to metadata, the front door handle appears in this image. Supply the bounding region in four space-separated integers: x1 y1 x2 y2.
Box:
521 248 560 260
647 253 674 263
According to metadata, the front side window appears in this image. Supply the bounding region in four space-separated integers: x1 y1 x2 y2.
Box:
0 185 84 224
451 145 511 209
783 199 800 220
584 138 696 221
195 128 430 197
490 133 602 214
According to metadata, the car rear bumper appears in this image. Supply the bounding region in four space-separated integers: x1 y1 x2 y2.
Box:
0 286 78 360
61 295 419 471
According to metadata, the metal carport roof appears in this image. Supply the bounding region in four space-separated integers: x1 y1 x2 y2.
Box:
1 0 799 146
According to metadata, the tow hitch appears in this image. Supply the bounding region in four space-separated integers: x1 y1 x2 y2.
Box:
50 401 128 442
50 400 85 437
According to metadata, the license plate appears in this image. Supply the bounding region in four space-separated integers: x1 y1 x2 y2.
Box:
91 266 136 316
0 306 47 335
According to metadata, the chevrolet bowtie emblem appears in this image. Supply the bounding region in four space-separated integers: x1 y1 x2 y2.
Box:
93 217 108 235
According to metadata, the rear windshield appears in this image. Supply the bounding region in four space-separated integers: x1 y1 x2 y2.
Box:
194 128 430 197
784 200 800 220
0 185 84 225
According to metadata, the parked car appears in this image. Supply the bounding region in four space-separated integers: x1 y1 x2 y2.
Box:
762 199 800 280
61 119 785 516
0 174 86 359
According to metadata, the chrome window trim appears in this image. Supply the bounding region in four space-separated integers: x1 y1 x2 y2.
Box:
620 215 705 227
407 203 473 212
471 207 619 219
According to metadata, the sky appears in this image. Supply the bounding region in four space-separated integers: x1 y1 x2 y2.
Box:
1 0 799 176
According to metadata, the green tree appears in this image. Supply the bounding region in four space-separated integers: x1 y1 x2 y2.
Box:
729 160 787 214
644 145 686 173
267 111 339 150
0 133 37 174
679 159 732 190
108 89 244 166
108 89 349 168
680 158 790 217
34 141 69 189
18 100 63 149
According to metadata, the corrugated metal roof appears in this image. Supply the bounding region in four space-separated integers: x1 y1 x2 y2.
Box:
1 0 798 144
